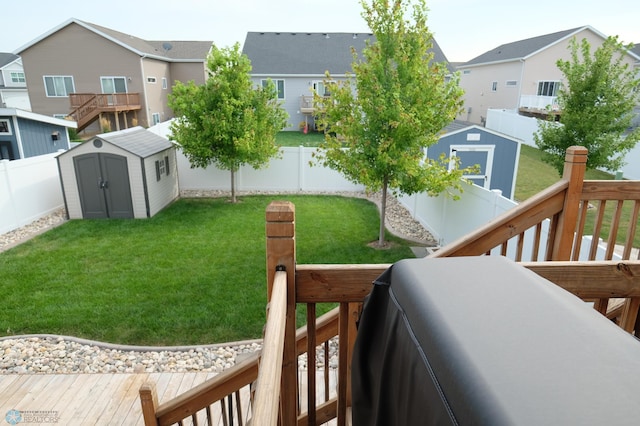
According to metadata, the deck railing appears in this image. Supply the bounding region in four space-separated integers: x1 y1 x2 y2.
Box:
140 145 640 425
68 93 141 131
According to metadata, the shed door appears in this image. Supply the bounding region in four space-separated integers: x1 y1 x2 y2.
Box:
74 153 134 219
449 145 495 189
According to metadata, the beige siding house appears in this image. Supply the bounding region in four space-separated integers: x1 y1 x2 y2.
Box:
14 18 211 134
457 26 640 125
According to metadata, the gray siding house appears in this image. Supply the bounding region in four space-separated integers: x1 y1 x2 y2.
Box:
242 32 454 131
14 18 212 134
0 53 30 111
57 127 178 219
0 108 76 160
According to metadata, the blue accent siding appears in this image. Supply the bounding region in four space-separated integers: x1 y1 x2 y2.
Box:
426 127 519 199
16 117 70 158
0 116 19 160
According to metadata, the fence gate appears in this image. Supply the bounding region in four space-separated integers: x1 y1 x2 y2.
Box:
73 153 133 219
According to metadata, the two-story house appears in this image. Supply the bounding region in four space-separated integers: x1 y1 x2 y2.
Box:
457 26 640 125
14 18 212 135
242 32 454 131
0 53 30 111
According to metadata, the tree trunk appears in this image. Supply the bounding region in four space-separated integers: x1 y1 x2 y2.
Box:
230 169 237 203
378 179 388 246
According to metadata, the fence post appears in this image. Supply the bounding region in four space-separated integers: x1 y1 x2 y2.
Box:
551 146 588 260
265 201 297 425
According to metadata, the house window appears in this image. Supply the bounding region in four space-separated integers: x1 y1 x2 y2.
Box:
101 77 127 94
463 70 471 74
261 79 285 99
152 113 161 125
506 80 518 87
162 78 167 89
491 81 498 92
313 81 335 97
10 72 25 83
0 119 11 135
44 75 75 97
537 81 561 97
147 77 157 83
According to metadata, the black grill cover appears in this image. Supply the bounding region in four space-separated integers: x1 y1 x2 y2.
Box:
352 256 640 425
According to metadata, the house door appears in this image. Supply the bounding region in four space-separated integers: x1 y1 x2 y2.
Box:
73 153 134 219
449 145 495 189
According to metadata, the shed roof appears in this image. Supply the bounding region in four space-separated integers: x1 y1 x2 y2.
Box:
94 127 174 158
243 31 454 75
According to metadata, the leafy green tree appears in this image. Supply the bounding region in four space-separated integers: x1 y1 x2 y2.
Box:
535 36 640 175
169 43 288 202
314 0 470 246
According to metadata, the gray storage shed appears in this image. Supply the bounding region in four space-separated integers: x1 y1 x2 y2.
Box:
426 124 521 199
57 127 178 219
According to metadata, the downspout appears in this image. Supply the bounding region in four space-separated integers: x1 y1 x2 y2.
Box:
517 58 525 111
139 55 150 127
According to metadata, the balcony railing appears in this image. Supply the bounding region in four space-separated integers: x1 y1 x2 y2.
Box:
519 94 559 111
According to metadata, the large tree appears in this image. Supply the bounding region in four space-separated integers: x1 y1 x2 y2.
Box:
169 43 288 202
534 36 640 175
314 0 471 246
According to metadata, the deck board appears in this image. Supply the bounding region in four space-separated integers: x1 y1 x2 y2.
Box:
0 373 219 425
0 368 334 425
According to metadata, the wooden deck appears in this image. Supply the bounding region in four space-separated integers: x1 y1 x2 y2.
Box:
0 369 337 425
0 372 220 425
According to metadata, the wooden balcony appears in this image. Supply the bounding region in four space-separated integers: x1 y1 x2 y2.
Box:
138 146 640 425
69 93 141 132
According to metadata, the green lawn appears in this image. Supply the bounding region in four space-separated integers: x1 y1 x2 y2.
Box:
276 130 325 147
515 144 640 248
0 195 415 346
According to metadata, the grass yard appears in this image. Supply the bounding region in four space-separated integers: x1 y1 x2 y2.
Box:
515 144 640 248
276 130 325 147
0 195 415 346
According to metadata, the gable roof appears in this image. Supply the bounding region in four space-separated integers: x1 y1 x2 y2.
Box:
462 26 600 67
93 127 173 158
243 32 453 76
14 18 212 62
0 53 20 68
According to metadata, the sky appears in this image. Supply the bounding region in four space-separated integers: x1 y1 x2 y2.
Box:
2 0 638 63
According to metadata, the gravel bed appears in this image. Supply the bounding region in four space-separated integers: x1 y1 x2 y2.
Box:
0 191 432 375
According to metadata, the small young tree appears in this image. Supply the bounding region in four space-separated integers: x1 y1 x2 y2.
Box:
535 36 640 175
314 0 471 246
169 43 288 202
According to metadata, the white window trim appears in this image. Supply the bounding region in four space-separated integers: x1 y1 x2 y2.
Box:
43 75 75 97
0 119 12 135
491 81 498 92
147 77 157 83
100 76 128 94
162 77 167 89
10 72 25 83
261 79 285 100
505 80 518 87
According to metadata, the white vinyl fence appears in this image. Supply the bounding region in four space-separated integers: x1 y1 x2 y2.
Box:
487 108 640 180
0 122 623 261
0 153 65 235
